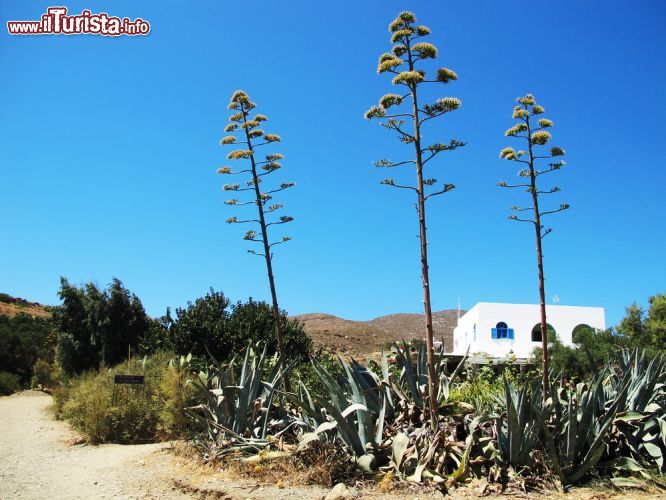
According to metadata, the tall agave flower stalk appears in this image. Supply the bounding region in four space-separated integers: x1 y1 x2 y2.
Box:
365 11 465 427
218 90 294 389
498 94 569 401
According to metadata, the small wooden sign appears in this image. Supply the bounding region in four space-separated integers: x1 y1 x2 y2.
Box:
114 374 145 385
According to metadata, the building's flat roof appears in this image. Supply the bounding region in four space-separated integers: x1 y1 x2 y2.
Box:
474 302 604 308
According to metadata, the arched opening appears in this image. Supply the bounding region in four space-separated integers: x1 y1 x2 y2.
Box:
492 321 514 339
531 323 556 342
572 324 595 343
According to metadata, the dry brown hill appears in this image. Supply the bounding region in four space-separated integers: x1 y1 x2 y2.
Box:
0 294 50 318
292 309 462 355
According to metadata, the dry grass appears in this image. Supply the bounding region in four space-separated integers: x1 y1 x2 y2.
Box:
0 301 50 318
219 441 360 488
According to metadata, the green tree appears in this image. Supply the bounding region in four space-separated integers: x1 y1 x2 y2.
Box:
228 298 311 363
364 11 464 424
53 277 153 374
217 90 295 387
168 289 231 359
644 293 666 352
167 290 311 363
618 302 647 345
618 294 666 353
0 314 53 384
54 278 97 374
498 94 569 400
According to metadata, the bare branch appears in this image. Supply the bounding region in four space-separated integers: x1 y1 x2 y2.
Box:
508 215 537 225
536 187 561 195
266 216 294 227
217 167 253 175
539 204 570 217
535 161 565 177
510 205 533 212
421 139 465 164
380 179 418 191
497 181 530 189
424 183 455 200
269 236 292 248
264 182 295 195
224 199 256 207
373 158 416 168
226 216 260 224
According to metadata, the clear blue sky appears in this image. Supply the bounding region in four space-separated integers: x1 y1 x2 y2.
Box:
1 1 664 328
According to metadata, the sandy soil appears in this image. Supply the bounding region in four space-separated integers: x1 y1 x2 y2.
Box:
0 391 186 499
0 391 329 499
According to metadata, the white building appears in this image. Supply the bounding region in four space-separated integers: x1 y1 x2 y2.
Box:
452 302 605 359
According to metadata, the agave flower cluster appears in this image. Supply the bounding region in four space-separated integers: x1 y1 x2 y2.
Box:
498 94 569 232
218 90 294 252
364 11 464 181
499 94 566 163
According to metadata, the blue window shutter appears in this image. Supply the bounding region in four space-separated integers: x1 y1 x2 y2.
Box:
508 328 515 339
491 328 497 339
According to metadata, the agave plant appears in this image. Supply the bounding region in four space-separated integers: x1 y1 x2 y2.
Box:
607 349 666 471
495 378 538 469
187 343 292 457
534 370 630 487
614 349 665 413
292 354 394 471
391 340 469 410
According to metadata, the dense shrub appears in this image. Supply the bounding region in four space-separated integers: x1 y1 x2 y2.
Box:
53 351 199 443
31 359 59 389
164 290 312 363
0 314 54 384
534 328 629 379
0 371 21 395
446 364 519 410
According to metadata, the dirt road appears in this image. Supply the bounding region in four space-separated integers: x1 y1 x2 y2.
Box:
0 391 331 499
0 391 189 499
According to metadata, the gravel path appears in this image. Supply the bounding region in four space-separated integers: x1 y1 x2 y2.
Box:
0 391 331 499
0 391 186 499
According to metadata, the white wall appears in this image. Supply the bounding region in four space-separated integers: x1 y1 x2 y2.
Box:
452 302 605 358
